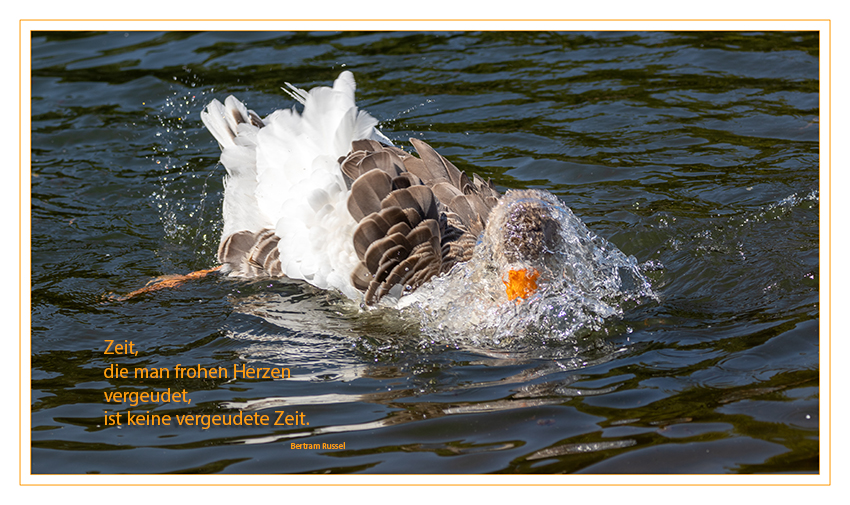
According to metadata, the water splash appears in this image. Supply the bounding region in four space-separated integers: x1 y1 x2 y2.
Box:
148 81 222 263
395 190 658 348
756 189 819 222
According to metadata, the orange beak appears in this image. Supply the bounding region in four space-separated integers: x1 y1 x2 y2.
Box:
503 268 540 302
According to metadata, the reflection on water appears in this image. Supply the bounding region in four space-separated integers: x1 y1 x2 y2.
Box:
30 30 820 475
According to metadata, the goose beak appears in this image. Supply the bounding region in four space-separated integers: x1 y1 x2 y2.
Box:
503 268 540 302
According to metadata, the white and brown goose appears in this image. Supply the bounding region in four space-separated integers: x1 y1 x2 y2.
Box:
121 71 563 305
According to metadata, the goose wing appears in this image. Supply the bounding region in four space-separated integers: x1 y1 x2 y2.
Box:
342 139 501 304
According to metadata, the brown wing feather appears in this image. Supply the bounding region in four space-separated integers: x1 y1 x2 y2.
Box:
343 138 501 304
347 169 393 222
218 229 282 278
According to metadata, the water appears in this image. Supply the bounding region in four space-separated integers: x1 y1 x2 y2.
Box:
30 31 819 475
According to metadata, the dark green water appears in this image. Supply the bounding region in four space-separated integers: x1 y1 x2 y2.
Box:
30 31 819 474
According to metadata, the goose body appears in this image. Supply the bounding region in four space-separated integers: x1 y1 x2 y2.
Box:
200 71 650 318
202 71 521 305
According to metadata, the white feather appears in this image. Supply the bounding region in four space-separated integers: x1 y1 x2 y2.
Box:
200 97 273 238
202 71 388 301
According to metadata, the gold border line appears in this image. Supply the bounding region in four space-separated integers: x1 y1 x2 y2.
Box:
20 20 830 487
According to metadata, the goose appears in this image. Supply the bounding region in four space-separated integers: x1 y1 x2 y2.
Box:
188 70 568 307
120 71 648 323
